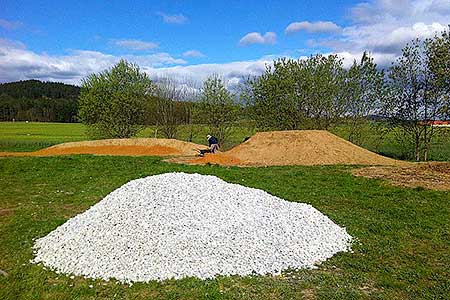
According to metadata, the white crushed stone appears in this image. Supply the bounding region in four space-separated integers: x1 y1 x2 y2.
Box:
32 172 352 282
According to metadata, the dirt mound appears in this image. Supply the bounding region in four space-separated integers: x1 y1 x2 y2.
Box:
186 130 405 167
0 138 204 157
353 162 450 191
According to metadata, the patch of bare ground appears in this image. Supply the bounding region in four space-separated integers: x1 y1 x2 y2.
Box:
0 208 16 217
353 162 450 191
301 288 316 300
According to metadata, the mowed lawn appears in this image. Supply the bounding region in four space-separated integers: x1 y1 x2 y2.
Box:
0 155 449 300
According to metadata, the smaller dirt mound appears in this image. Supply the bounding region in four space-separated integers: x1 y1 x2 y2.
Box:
353 162 450 191
0 138 204 157
36 145 181 156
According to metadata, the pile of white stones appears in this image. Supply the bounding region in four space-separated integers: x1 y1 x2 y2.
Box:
32 172 352 282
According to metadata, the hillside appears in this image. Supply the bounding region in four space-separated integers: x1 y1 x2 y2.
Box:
0 80 80 99
0 80 80 122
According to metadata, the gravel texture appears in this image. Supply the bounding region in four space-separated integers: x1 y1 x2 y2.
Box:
32 172 352 282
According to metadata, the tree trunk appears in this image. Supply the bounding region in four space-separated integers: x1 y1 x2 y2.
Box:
415 132 421 162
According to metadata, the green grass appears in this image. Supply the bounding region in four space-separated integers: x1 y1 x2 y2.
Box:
0 122 255 152
1 155 449 299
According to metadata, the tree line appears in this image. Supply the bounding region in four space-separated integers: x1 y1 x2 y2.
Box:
0 80 80 122
78 26 449 161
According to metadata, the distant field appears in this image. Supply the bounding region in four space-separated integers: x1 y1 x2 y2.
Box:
0 122 448 161
0 122 88 151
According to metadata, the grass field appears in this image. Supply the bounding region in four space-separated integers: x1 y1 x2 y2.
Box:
1 156 449 299
0 122 449 299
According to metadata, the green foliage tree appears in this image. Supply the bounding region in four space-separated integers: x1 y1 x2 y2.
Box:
245 55 349 131
297 54 347 129
196 75 238 144
427 25 450 118
244 59 302 130
78 59 154 138
384 37 445 161
344 52 387 145
152 78 181 139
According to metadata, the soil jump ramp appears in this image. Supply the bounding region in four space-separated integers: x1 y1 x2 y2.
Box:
0 138 205 157
183 130 407 167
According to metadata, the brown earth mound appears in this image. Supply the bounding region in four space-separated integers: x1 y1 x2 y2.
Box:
353 162 450 191
184 130 406 167
0 138 204 157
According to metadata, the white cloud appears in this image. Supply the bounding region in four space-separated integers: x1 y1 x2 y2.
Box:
0 39 268 87
239 32 277 46
146 59 272 87
157 12 188 24
182 50 206 58
0 40 186 84
0 19 22 30
348 0 450 52
113 39 159 51
309 0 450 68
285 21 342 34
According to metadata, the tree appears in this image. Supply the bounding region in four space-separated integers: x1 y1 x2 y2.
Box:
297 54 347 129
384 38 445 161
344 52 387 145
245 55 348 131
244 59 302 130
78 60 154 138
427 25 450 118
196 75 238 144
152 78 182 139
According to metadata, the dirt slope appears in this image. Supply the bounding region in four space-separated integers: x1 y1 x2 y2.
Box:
0 138 205 157
188 130 407 166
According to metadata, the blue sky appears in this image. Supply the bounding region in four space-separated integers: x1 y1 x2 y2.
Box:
0 0 449 85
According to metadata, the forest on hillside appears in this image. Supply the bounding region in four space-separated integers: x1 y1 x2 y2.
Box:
0 80 80 122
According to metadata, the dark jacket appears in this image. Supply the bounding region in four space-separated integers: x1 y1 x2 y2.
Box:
208 136 219 146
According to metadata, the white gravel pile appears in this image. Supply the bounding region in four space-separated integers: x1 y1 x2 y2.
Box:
32 172 352 282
